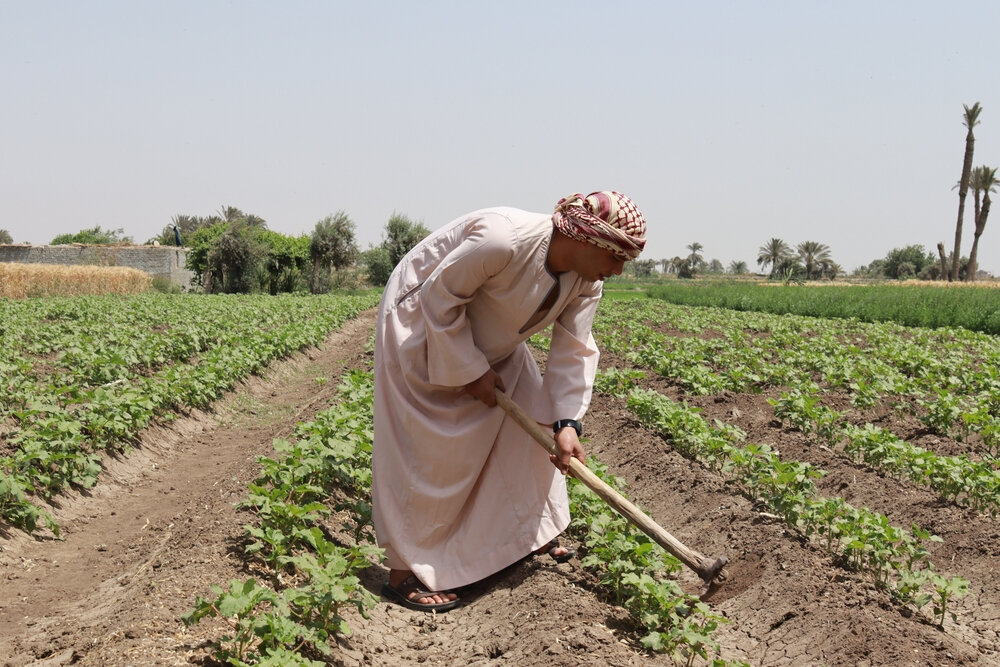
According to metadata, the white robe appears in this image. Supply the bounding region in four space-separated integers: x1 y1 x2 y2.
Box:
372 207 602 591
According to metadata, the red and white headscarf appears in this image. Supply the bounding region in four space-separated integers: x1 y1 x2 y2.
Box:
552 191 647 261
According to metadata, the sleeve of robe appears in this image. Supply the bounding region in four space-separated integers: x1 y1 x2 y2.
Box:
421 217 515 388
543 281 602 422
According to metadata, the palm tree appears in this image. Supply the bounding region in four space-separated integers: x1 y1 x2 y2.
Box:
797 241 831 280
757 238 791 277
686 242 704 266
967 165 999 281
728 260 749 275
952 102 982 281
819 258 842 280
936 242 948 280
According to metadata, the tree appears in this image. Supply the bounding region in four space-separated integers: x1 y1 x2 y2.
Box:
677 258 697 279
362 247 393 286
628 259 657 278
773 255 805 281
184 208 294 293
51 226 132 245
853 259 886 278
966 165 998 281
757 238 791 277
310 212 359 293
707 258 724 274
383 213 430 267
797 241 831 280
728 260 749 275
883 245 934 279
818 259 842 280
951 102 982 281
0 229 12 244
218 205 266 228
150 214 223 246
937 242 948 279
259 229 310 294
207 222 263 293
666 256 685 274
918 262 943 281
686 242 704 267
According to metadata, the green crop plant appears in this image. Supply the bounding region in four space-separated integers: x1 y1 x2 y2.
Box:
186 368 383 663
0 292 380 536
566 459 746 665
595 367 647 398
768 383 843 446
620 385 968 623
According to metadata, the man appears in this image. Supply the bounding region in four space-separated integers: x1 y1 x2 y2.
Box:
373 191 647 611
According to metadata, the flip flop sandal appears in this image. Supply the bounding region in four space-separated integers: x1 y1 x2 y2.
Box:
381 575 461 613
536 538 576 563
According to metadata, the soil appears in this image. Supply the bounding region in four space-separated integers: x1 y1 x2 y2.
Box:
1 308 998 666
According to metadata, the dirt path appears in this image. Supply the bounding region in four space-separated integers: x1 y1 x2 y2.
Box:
0 313 375 665
2 310 997 666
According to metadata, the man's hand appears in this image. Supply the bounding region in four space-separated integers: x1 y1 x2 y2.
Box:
463 368 505 407
551 426 585 475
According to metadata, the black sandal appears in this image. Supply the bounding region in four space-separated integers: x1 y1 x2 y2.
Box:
535 538 576 563
381 575 461 613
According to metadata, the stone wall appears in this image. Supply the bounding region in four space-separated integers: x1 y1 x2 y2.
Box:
0 244 196 289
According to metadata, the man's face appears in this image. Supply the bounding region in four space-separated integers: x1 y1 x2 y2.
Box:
570 239 626 282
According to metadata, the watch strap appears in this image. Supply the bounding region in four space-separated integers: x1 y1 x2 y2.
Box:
553 418 583 437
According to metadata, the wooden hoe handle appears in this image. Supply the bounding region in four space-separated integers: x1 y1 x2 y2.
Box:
494 388 727 584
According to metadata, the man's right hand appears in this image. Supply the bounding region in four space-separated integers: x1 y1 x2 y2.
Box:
463 368 505 407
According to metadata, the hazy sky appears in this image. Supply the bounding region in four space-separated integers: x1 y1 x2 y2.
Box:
3 1 999 273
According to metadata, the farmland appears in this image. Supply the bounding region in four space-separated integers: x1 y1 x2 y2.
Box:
2 291 999 665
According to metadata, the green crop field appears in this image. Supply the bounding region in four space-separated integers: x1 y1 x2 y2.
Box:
0 292 380 534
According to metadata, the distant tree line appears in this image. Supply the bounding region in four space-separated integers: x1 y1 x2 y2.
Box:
17 107 1000 292
148 206 429 294
52 226 133 245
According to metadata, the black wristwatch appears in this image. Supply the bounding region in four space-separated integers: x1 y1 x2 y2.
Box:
553 419 583 437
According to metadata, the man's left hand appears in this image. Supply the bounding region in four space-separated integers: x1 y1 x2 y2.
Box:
550 427 585 474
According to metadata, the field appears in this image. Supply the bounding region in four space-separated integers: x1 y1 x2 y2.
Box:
1 291 999 665
0 263 152 298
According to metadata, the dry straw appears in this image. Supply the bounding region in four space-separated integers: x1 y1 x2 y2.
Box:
0 263 152 298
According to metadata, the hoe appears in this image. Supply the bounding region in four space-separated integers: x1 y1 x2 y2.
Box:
496 388 728 588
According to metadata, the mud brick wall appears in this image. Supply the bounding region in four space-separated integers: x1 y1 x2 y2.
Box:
0 244 196 289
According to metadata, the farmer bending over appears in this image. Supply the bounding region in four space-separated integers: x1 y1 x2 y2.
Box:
374 191 647 611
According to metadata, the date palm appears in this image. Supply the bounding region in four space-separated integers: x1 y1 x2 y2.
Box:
797 241 831 280
686 242 704 265
966 165 998 281
757 238 791 277
728 260 749 275
819 258 842 280
952 102 982 281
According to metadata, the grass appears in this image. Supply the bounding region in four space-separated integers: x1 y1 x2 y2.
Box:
646 280 1000 334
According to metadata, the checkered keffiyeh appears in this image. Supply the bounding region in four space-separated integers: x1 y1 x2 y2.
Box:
552 191 647 260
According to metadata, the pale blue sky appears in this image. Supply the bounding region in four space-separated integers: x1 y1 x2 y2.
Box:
2 1 999 273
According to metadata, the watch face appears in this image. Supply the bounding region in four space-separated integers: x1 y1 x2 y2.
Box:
554 419 581 436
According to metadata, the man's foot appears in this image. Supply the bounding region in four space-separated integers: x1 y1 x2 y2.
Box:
382 571 460 612
534 538 576 563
